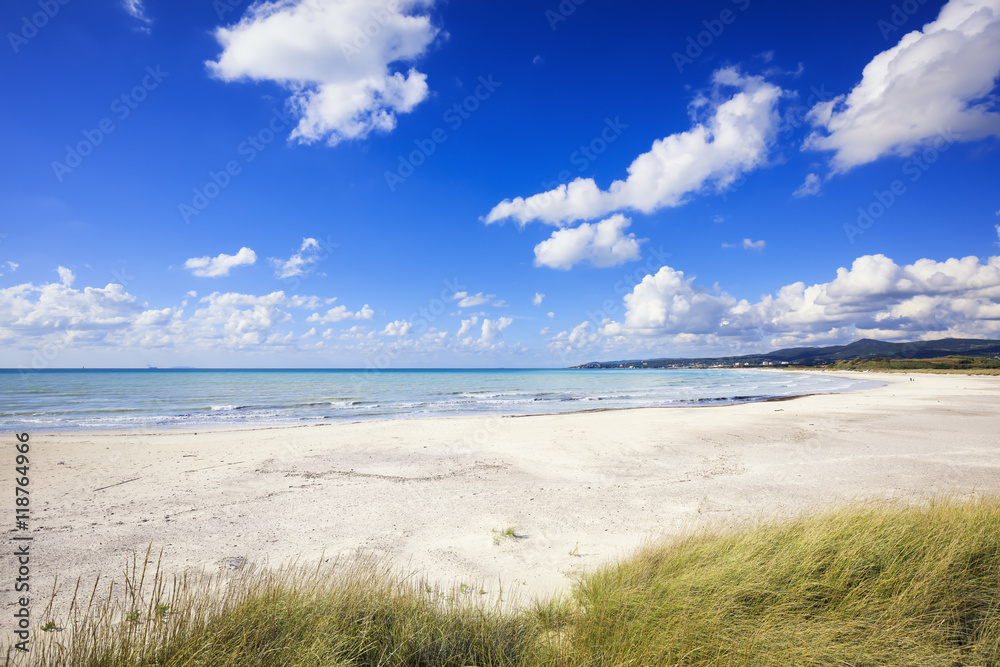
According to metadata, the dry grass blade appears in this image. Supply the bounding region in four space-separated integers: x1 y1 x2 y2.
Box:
7 495 1000 666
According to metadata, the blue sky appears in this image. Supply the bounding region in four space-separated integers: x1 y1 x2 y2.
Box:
2 0 999 368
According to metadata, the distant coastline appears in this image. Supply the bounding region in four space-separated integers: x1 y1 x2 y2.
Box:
572 336 1000 370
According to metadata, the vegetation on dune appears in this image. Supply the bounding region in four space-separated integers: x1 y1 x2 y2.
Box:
11 496 1000 666
568 497 1000 666
831 355 1000 374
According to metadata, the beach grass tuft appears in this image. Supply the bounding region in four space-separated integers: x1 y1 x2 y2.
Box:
563 494 1000 666
493 525 520 545
10 495 1000 666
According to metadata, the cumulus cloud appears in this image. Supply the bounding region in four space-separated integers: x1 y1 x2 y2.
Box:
0 277 141 338
178 291 369 350
186 291 293 348
722 238 766 251
206 0 439 146
534 214 644 270
57 266 75 287
306 302 374 324
532 292 545 306
805 0 1000 172
452 291 493 308
457 315 479 337
6 246 1000 364
600 252 1000 347
793 173 821 197
270 237 333 280
548 321 603 357
381 319 413 336
0 271 523 364
480 317 512 344
484 68 783 227
0 270 389 361
185 247 257 278
454 315 512 348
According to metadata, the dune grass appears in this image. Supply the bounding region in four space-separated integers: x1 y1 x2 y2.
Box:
831 355 1000 374
10 496 1000 666
566 496 1000 666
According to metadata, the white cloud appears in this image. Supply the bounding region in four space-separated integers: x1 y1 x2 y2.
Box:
184 247 257 278
57 266 74 286
722 238 766 251
453 315 513 349
539 326 551 335
5 261 18 272
605 267 736 337
457 315 479 337
548 321 603 357
793 173 821 197
805 0 1000 172
484 68 783 227
480 317 512 344
122 0 152 30
270 237 332 279
381 319 413 336
547 311 555 319
532 292 545 306
306 303 373 324
452 291 493 308
600 252 1000 347
0 279 372 357
185 291 293 348
0 277 140 337
207 0 439 146
5 247 1000 365
534 214 645 270
0 273 512 363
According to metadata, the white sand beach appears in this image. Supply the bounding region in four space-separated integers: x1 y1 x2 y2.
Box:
6 371 1000 618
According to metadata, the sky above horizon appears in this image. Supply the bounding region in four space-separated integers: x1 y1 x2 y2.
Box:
2 0 999 368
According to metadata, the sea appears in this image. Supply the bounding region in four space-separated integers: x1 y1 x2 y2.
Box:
0 368 877 432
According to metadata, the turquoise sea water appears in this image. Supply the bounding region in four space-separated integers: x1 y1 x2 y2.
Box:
0 368 877 431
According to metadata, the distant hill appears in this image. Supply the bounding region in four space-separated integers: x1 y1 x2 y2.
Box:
572 338 1000 369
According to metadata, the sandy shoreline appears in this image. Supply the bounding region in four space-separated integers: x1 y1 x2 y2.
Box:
4 370 1000 624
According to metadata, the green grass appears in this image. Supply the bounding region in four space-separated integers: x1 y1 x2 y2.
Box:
493 525 520 545
831 355 1000 373
567 496 1000 666
11 496 1000 666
